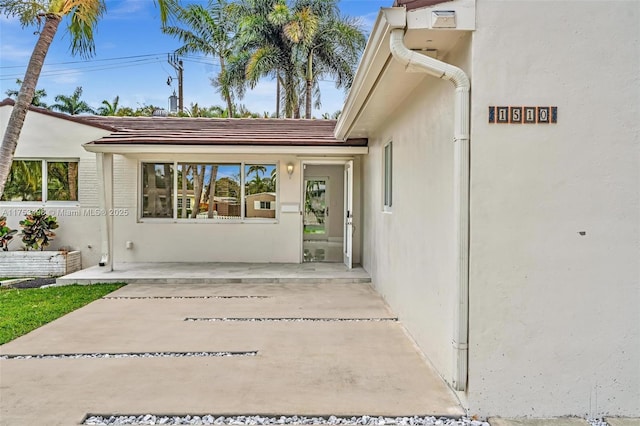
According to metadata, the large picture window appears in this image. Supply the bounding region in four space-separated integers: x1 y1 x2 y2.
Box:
0 159 78 202
141 161 277 221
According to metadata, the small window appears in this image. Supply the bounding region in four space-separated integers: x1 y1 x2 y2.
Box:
245 164 277 218
384 141 393 210
0 159 78 202
142 163 173 218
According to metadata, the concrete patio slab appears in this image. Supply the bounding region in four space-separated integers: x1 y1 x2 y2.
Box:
56 262 371 285
605 419 640 426
0 283 463 426
488 419 590 426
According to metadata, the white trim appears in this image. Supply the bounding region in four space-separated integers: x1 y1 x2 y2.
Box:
84 144 368 156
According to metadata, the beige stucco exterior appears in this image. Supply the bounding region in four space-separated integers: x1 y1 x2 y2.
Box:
339 0 639 419
0 106 363 266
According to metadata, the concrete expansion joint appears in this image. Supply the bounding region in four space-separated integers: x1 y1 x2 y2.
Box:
102 295 271 300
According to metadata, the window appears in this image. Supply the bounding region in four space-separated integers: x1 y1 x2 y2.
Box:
384 142 393 210
0 159 78 202
141 162 277 221
142 163 173 218
245 164 277 219
177 163 241 220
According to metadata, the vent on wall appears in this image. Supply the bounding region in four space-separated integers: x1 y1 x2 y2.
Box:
432 11 456 28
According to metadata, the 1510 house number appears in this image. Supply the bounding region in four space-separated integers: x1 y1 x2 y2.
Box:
489 106 557 124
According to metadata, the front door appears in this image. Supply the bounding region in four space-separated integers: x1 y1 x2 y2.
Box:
303 177 328 240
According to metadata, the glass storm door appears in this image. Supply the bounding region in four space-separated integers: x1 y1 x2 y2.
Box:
303 178 328 240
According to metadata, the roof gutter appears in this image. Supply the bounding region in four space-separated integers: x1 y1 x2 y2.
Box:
382 7 470 392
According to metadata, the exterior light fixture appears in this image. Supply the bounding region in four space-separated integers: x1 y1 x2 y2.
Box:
286 163 294 178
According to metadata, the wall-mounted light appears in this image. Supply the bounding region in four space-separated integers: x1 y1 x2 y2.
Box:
286 163 294 178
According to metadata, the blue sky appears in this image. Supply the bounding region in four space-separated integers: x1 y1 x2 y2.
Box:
0 0 388 116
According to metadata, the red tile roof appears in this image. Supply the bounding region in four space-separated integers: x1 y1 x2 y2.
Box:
81 116 367 147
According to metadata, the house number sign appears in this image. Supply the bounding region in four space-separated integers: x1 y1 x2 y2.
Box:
489 106 557 124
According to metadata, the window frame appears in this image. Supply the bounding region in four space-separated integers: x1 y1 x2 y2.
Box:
383 141 393 212
0 158 80 206
138 160 279 224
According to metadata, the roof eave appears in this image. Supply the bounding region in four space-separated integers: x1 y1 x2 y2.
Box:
335 9 393 140
82 143 369 156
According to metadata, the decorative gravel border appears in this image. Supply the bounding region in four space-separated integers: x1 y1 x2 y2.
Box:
184 317 398 322
83 415 485 426
82 415 613 426
103 296 270 300
0 351 258 360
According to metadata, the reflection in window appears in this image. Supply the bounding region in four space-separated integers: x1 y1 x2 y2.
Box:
1 160 42 201
384 141 393 209
245 164 276 219
177 163 241 219
48 161 78 201
142 163 173 218
0 159 79 202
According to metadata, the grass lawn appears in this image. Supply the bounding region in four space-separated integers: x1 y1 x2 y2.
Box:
0 283 125 345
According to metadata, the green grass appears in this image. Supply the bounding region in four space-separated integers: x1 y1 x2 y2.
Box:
0 283 125 345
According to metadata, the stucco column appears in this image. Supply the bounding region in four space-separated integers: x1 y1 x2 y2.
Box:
96 152 114 270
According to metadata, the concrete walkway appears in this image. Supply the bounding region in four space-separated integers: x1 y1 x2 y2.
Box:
57 262 371 285
0 282 463 426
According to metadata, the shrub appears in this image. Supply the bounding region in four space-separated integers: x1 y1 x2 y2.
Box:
19 209 59 251
0 216 17 251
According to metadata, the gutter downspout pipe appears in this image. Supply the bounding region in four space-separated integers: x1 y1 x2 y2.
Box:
382 7 470 392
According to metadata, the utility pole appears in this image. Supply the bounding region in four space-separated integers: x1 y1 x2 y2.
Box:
168 53 184 113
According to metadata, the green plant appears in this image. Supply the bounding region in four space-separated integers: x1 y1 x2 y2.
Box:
0 216 17 251
19 209 59 251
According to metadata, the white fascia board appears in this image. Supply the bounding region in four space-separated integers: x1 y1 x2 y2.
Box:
334 10 392 140
82 143 368 156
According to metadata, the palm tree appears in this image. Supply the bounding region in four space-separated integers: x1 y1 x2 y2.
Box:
286 0 365 118
50 86 95 115
163 0 235 117
6 79 48 108
231 0 301 118
0 0 179 199
97 96 120 116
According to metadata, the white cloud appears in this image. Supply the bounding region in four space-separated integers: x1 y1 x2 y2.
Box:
355 11 380 34
0 44 32 62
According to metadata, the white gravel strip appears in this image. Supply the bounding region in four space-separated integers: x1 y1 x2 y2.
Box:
103 296 270 300
83 415 489 426
0 351 257 360
184 318 398 322
587 419 608 426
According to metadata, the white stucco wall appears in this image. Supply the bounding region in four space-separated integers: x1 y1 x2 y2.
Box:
467 0 640 417
0 107 112 267
360 34 472 383
107 154 362 264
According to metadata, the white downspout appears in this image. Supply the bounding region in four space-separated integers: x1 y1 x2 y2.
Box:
382 7 470 392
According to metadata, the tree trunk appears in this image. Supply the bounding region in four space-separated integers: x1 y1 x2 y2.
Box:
146 164 158 216
0 15 61 198
219 55 234 118
163 163 172 217
181 165 188 218
276 70 281 118
207 165 219 218
305 52 313 119
190 165 206 218
68 162 78 201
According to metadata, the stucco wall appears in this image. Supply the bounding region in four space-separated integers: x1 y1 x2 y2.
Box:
361 34 472 383
0 108 112 267
467 0 640 417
